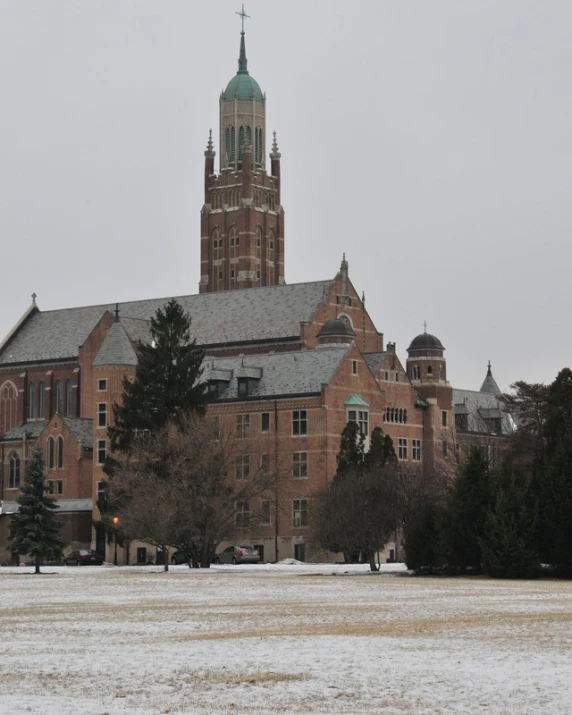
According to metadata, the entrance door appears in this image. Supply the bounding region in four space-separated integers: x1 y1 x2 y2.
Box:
294 544 306 562
254 544 264 563
95 524 106 558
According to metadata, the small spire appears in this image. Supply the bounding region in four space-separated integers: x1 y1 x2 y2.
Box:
487 360 492 376
31 292 37 305
236 5 250 74
423 321 427 334
270 131 281 160
114 303 120 322
362 291 366 305
207 129 213 153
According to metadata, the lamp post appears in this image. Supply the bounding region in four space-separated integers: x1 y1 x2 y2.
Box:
112 516 119 565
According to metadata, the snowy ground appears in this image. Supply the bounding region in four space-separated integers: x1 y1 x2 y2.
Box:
1 564 571 714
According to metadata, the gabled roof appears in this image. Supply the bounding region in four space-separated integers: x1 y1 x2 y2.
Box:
93 322 138 367
0 280 333 366
453 388 514 435
204 345 351 400
1 422 47 442
363 352 388 376
62 417 93 447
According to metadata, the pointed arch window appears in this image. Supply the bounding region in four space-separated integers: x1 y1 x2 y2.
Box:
268 229 275 263
8 451 20 489
47 437 55 470
0 381 17 432
238 126 245 162
412 365 420 380
28 382 36 419
65 379 73 417
255 127 263 166
57 436 64 469
38 381 46 419
55 380 63 414
225 127 231 165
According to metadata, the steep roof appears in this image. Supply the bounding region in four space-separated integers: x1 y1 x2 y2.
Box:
453 388 514 435
93 322 138 367
204 345 351 400
0 280 333 366
480 363 502 396
62 417 93 447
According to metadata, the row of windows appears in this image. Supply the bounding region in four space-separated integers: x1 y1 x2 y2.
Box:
233 411 307 438
398 438 422 461
383 408 408 424
224 125 263 166
411 364 446 380
234 451 309 480
28 379 74 420
235 499 308 528
211 189 276 210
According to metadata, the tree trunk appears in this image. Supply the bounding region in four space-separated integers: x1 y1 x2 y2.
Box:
35 555 41 574
367 552 379 572
163 544 169 572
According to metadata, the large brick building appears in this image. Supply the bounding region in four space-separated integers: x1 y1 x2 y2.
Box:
0 26 512 565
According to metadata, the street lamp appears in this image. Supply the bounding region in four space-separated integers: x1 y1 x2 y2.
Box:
112 516 119 565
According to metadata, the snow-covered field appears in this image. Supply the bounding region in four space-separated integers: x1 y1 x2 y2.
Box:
1 563 571 715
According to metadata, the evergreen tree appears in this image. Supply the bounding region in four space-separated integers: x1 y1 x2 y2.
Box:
480 466 540 579
108 299 208 454
9 449 66 573
335 421 364 475
404 501 443 573
366 426 397 468
440 446 491 573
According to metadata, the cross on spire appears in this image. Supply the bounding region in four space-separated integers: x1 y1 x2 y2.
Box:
423 321 427 333
236 4 250 32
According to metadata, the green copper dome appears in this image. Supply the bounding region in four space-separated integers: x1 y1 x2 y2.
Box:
223 73 263 101
223 30 263 102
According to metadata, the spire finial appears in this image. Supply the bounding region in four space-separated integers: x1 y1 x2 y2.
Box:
423 320 427 334
270 130 281 159
207 128 213 152
487 360 492 376
114 303 120 322
31 292 37 305
236 4 250 73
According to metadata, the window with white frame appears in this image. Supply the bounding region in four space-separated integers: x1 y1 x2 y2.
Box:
98 403 107 428
412 439 421 461
97 378 107 392
236 501 250 528
348 409 369 437
292 452 308 478
292 410 307 436
261 500 271 525
46 479 63 495
236 414 250 438
96 480 106 508
235 454 250 479
398 438 408 460
292 499 308 527
97 439 107 465
261 412 270 433
412 365 420 380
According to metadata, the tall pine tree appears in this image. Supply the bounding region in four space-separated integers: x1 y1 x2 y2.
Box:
9 449 66 573
108 299 208 454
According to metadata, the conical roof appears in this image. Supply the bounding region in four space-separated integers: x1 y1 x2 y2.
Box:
480 362 501 395
223 31 263 101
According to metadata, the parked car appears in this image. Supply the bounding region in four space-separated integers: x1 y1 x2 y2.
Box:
215 545 260 565
64 549 105 566
171 550 191 565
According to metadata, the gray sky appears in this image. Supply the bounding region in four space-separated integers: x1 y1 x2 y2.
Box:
1 0 570 392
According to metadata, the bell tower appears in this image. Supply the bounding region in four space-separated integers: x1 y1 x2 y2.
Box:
199 8 285 293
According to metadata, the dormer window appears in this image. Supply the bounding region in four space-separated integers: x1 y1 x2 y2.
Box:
238 378 249 398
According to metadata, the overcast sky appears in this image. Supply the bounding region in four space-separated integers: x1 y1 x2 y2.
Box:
1 1 570 391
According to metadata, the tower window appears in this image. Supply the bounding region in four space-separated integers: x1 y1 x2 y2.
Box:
427 365 433 376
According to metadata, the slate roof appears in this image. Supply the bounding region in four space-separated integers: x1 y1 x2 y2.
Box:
480 369 501 396
93 322 138 367
1 422 47 441
453 389 514 436
0 280 333 366
62 418 93 447
204 345 351 399
363 352 388 376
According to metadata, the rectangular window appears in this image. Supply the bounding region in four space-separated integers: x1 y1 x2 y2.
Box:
46 480 54 495
441 410 448 427
236 501 250 528
292 499 308 528
442 440 448 457
96 480 106 507
261 500 271 525
236 414 250 438
348 409 369 436
352 360 358 375
260 453 270 474
292 451 308 478
395 372 399 382
97 403 107 428
384 371 389 381
235 454 250 480
97 379 107 392
261 412 270 433
97 439 107 465
237 378 249 398
412 439 421 461
398 438 408 460
292 410 308 436
56 480 63 495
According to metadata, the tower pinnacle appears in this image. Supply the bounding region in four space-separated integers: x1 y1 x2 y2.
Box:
236 5 250 73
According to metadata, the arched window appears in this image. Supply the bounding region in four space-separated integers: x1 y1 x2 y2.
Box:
225 127 231 164
256 226 262 259
427 365 433 376
268 229 275 263
412 365 420 380
245 125 251 145
238 126 245 162
47 437 55 470
230 126 236 164
8 451 20 489
66 379 73 417
28 382 36 419
38 381 46 419
55 380 63 414
0 381 18 432
439 364 445 380
255 127 263 165
57 436 64 469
